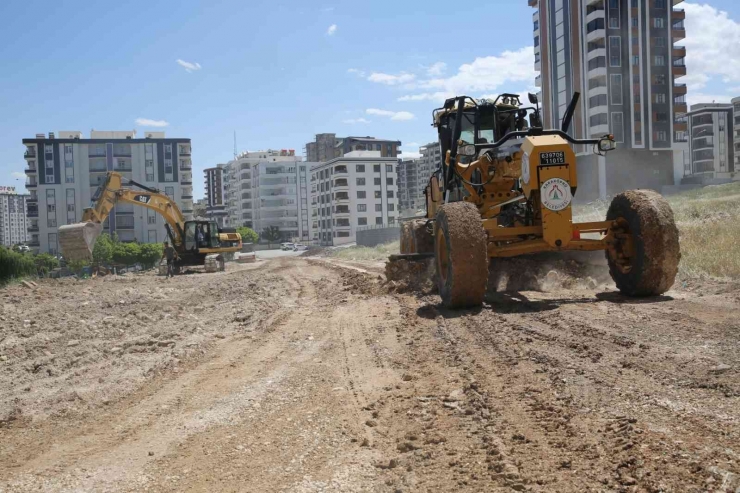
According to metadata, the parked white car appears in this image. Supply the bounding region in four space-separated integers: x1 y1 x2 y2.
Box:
280 243 295 251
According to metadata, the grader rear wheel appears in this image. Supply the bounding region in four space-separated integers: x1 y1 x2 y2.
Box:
434 202 488 308
606 189 680 296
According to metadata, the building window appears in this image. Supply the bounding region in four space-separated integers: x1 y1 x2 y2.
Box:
655 0 666 8
610 74 623 105
631 17 638 27
654 55 665 66
609 36 621 67
165 187 174 199
375 217 383 225
358 217 367 226
356 178 365 186
48 233 58 255
66 189 75 224
357 204 367 212
375 204 382 212
374 178 381 185
373 164 381 173
654 37 665 47
632 56 639 66
654 74 666 85
656 131 667 141
608 0 620 29
388 204 395 211
654 18 664 28
655 112 668 122
146 173 155 182
655 93 666 104
357 191 366 199
148 230 157 243
590 114 609 127
386 164 393 172
386 178 393 185
374 191 382 199
387 191 394 198
611 113 625 143
534 35 540 47
356 164 365 172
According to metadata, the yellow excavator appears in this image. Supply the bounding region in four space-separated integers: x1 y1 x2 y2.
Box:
59 172 242 273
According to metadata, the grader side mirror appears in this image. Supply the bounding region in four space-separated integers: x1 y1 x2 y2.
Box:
598 135 617 153
528 93 539 105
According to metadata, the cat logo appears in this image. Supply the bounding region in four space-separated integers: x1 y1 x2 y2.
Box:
540 178 572 211
133 195 151 204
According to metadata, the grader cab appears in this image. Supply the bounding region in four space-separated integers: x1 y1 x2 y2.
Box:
395 92 680 308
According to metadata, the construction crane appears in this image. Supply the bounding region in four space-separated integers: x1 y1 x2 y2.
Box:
58 172 242 273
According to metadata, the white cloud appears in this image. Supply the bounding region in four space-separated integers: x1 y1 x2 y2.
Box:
176 59 202 73
343 118 371 124
426 62 447 77
11 171 25 179
327 24 337 36
366 108 415 121
683 3 740 87
399 47 535 102
347 68 367 77
367 72 416 86
135 118 170 127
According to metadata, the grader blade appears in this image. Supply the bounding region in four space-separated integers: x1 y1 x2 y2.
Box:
58 222 103 261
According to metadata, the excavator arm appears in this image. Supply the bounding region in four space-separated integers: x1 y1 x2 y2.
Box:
59 172 187 260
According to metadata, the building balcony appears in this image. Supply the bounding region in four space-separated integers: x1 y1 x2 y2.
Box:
179 146 191 156
673 46 686 57
672 8 685 20
333 179 349 189
88 150 107 157
180 162 192 171
26 181 37 189
27 209 39 217
674 83 687 95
587 47 606 61
528 0 537 6
673 0 684 5
25 167 37 174
334 207 350 215
182 209 194 214
587 66 607 78
586 9 605 25
182 194 193 200
334 165 348 174
26 196 38 203
672 28 686 41
27 226 39 233
672 65 686 77
334 224 352 230
181 180 193 186
674 103 688 114
586 28 606 43
24 150 36 159
28 240 40 247
590 123 610 136
535 75 541 88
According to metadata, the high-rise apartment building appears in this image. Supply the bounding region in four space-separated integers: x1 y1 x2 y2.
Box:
204 164 228 227
734 97 740 173
311 151 399 246
685 103 735 178
529 0 688 199
304 134 402 162
223 150 313 242
0 189 31 247
22 131 193 254
396 142 444 215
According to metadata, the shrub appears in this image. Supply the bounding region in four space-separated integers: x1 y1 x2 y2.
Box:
0 248 37 284
236 227 259 244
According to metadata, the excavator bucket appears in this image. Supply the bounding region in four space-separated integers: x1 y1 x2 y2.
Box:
58 222 103 261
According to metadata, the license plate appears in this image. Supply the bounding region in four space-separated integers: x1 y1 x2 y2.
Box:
540 151 566 165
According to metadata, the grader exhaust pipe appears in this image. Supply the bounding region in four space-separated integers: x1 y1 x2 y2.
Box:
58 222 103 261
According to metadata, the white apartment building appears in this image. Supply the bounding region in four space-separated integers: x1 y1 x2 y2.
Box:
685 103 735 179
224 150 312 242
311 151 399 246
23 131 193 254
0 189 31 247
397 142 443 215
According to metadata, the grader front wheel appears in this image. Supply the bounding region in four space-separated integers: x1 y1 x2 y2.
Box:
606 189 680 296
434 202 489 308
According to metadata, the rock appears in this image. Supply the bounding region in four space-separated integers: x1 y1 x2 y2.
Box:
444 389 464 402
361 438 370 447
388 459 399 469
620 475 636 486
148 451 155 456
67 340 80 347
214 334 226 339
0 355 7 362
510 484 526 491
586 277 598 289
710 363 732 374
21 281 36 289
110 347 123 354
365 419 378 427
397 442 419 453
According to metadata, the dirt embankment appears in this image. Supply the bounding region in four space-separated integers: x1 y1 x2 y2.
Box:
1 257 738 492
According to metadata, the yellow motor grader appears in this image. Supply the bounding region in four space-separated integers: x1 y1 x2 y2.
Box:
58 172 242 273
395 92 680 308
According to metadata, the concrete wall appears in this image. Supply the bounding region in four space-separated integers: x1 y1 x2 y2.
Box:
575 148 675 202
356 227 400 247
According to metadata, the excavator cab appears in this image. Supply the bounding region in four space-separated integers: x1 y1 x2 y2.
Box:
182 221 221 251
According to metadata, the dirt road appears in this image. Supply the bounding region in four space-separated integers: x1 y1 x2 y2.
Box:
1 257 739 492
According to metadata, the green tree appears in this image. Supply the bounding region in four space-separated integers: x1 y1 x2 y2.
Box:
0 248 36 284
261 226 282 248
34 253 59 276
67 259 90 276
138 243 163 269
92 233 114 265
112 242 141 267
236 226 259 244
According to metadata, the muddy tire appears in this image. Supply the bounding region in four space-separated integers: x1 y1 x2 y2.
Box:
606 189 680 296
400 219 434 254
434 202 488 308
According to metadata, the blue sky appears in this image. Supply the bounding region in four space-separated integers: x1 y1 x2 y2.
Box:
1 0 739 198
